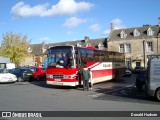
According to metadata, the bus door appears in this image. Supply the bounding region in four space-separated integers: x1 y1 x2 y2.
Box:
76 49 82 86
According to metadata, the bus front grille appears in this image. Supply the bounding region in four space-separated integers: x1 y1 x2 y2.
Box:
53 75 63 79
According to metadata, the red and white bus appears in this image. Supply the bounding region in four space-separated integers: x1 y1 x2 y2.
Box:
46 45 126 86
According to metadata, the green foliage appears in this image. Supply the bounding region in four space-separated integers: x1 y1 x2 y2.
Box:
0 32 31 66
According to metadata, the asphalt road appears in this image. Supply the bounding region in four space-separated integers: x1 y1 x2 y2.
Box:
0 74 160 120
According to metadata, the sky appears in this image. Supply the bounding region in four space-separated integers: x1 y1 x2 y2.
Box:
0 0 160 44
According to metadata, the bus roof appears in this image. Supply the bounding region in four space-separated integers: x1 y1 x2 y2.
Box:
49 45 122 54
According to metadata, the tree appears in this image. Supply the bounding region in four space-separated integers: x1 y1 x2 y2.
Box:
0 32 31 66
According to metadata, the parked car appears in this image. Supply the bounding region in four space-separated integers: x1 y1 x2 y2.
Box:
124 69 132 77
135 70 147 90
10 67 33 82
28 66 46 80
133 66 144 74
0 68 17 83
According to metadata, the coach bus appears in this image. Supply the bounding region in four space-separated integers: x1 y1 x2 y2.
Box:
46 45 126 86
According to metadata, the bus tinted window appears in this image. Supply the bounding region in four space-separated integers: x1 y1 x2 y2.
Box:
48 46 73 68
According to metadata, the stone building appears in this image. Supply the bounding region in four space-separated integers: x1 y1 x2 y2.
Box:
108 18 160 69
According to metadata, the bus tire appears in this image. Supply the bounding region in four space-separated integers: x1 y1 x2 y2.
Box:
155 88 160 102
113 70 119 81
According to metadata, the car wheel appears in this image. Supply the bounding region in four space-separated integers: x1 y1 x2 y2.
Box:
17 77 23 82
135 82 142 90
136 85 142 90
29 76 33 82
155 88 160 102
36 76 40 81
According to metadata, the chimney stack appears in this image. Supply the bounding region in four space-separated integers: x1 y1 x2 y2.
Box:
84 36 89 43
110 22 114 31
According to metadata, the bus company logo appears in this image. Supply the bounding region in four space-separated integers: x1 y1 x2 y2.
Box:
2 112 11 117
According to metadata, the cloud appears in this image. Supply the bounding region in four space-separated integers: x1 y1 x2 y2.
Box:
89 24 101 31
63 17 87 28
111 18 126 29
11 0 94 17
103 29 110 36
103 18 126 36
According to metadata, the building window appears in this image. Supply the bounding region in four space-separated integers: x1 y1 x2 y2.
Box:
41 48 46 53
125 44 131 53
77 43 81 47
147 42 153 52
98 42 104 50
86 43 92 47
120 30 127 38
119 44 131 53
28 47 32 53
133 29 140 37
136 62 141 67
125 58 131 68
119 44 125 53
147 27 154 36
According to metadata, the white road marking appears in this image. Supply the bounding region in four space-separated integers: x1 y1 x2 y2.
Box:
89 84 134 97
121 90 128 95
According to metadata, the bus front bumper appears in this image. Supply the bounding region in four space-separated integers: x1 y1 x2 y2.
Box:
46 81 78 86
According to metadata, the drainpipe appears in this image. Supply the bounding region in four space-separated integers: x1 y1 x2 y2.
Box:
143 40 146 68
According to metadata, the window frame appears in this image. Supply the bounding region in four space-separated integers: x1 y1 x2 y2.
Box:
119 44 125 53
147 27 154 36
120 31 127 38
125 44 131 53
133 29 140 37
147 42 153 52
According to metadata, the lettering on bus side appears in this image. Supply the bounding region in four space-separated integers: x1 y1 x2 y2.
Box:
115 64 120 67
103 64 111 68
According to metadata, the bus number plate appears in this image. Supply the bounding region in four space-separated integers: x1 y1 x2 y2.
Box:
55 79 61 82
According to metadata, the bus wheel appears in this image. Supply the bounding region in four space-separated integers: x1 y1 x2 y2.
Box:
113 71 119 81
155 88 160 102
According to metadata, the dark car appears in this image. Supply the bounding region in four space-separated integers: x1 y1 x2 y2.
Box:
135 70 147 90
133 66 144 74
11 67 33 82
124 69 132 77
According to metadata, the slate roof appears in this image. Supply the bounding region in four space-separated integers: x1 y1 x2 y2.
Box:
109 25 160 41
46 38 107 48
29 44 44 55
29 38 108 55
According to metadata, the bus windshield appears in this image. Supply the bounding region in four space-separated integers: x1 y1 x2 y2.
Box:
48 46 73 68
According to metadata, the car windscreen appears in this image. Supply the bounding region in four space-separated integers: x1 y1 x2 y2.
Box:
21 69 32 73
29 67 37 72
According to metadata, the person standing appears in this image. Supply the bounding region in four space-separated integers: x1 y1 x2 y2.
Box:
89 69 93 90
80 63 90 91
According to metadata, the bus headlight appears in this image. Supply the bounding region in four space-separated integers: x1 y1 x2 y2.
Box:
46 74 53 78
63 75 72 79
